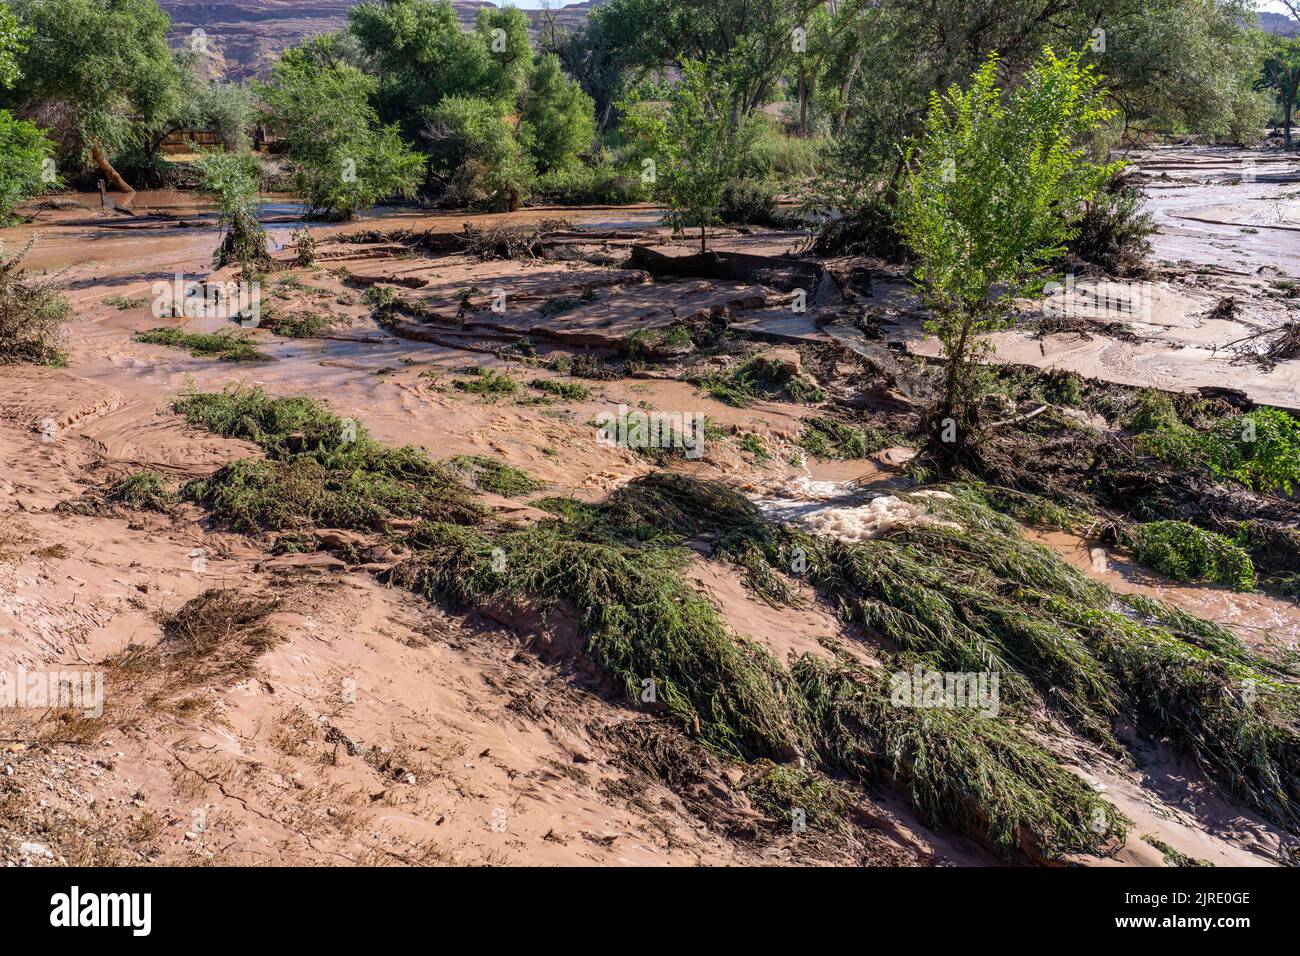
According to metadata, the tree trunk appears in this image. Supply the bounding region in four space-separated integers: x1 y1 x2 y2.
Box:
835 47 864 135
90 141 134 201
1286 98 1294 150
798 67 808 137
700 223 707 254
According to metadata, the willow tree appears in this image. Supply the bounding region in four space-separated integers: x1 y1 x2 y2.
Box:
623 59 759 253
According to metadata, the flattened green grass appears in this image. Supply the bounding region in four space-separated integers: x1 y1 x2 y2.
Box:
109 469 176 512
173 386 485 532
449 455 544 497
593 473 1300 833
798 416 904 460
135 327 264 362
697 354 825 408
386 474 1139 859
529 377 591 401
453 366 519 398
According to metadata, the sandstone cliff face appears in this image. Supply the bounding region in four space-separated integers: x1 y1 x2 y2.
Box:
160 0 595 79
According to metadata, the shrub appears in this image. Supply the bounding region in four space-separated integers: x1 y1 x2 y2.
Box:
719 180 779 226
622 59 759 253
193 150 271 272
1133 520 1256 590
1132 393 1300 496
0 240 69 365
292 226 316 267
1063 173 1156 277
427 95 532 209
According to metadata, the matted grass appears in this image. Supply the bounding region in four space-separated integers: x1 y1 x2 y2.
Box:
173 386 485 532
135 327 264 362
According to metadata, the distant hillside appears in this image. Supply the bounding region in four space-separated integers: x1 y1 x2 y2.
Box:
1261 11 1300 35
159 0 596 78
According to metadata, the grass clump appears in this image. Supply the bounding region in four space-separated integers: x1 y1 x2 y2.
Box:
529 377 590 401
1141 835 1214 867
697 353 825 408
134 327 263 362
449 455 543 497
797 416 902 460
267 313 331 338
109 470 176 512
539 294 595 317
794 654 1126 858
745 763 855 837
739 432 771 462
362 285 396 310
104 294 148 310
453 366 520 398
173 386 485 533
0 241 70 366
388 518 806 760
114 589 281 690
601 473 1300 832
1132 520 1256 590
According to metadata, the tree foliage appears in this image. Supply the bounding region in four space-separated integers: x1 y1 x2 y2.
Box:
896 48 1117 444
1 0 183 190
258 36 423 218
1257 36 1300 148
624 59 760 252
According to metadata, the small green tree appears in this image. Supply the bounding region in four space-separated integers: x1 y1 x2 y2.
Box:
624 59 758 253
193 149 270 272
519 53 596 174
896 47 1117 455
1256 37 1300 150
